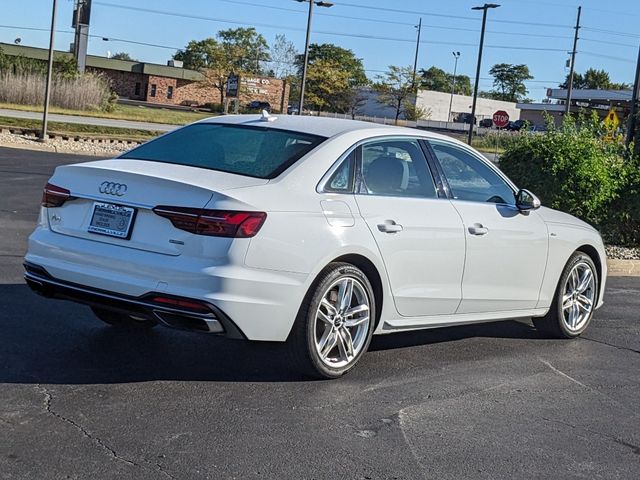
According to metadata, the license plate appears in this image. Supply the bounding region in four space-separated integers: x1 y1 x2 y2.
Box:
88 202 136 239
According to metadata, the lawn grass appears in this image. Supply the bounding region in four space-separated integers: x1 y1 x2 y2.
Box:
0 102 212 125
0 116 160 141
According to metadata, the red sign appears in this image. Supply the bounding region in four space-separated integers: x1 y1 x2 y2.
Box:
492 110 510 128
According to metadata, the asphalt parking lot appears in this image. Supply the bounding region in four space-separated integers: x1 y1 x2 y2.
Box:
1 146 639 479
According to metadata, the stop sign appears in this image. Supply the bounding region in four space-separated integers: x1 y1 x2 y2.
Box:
492 110 510 128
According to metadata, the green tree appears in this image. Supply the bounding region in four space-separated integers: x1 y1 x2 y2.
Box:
296 43 368 112
174 38 230 103
217 27 270 74
174 38 224 71
111 52 137 61
419 66 472 95
345 88 369 119
267 34 297 79
298 43 367 88
560 68 630 90
488 63 533 102
304 58 351 113
373 65 417 123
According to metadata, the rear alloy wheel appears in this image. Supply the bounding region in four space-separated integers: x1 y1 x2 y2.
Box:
288 262 375 379
91 307 157 330
533 252 598 338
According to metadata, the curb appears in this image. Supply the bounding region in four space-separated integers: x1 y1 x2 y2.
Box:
607 259 640 277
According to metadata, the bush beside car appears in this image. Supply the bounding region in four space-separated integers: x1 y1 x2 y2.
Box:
498 113 640 246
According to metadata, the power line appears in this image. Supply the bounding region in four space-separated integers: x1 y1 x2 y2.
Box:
581 51 636 64
90 3 570 54
581 37 639 49
90 35 182 51
0 24 73 35
581 27 640 39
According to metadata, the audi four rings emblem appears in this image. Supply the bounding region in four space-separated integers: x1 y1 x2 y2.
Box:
99 181 127 196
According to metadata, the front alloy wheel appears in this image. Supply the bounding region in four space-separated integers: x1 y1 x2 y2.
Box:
561 260 596 333
533 252 598 338
288 262 375 379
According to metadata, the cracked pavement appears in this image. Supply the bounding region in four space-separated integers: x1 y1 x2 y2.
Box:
1 147 639 479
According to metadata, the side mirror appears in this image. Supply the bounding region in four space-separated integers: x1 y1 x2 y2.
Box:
516 189 541 211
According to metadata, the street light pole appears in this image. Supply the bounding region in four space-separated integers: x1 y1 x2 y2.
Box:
448 51 460 123
468 3 500 145
296 0 333 115
41 0 58 141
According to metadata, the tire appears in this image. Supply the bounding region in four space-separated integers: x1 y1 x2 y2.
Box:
532 252 598 338
287 262 376 379
91 307 157 330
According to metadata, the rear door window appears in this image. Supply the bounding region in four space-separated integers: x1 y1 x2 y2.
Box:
358 139 437 198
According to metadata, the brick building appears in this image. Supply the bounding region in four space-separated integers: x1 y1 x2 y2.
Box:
0 43 290 112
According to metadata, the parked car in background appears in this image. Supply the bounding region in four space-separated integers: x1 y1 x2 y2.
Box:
506 119 528 131
454 113 477 125
25 115 607 379
479 118 494 128
248 101 271 112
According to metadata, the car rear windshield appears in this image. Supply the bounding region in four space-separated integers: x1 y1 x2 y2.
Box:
120 123 326 179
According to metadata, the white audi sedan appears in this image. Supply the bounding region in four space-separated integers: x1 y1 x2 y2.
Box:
25 114 606 378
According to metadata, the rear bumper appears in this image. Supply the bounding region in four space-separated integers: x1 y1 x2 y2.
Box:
25 226 309 341
24 262 245 338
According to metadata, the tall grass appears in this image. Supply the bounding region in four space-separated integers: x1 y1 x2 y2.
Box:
0 71 112 110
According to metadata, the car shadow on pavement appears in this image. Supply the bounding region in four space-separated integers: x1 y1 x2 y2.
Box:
1 283 544 384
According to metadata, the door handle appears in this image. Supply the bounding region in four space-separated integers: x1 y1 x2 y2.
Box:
468 223 489 236
377 220 403 233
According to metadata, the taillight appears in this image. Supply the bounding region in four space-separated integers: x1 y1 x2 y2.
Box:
42 182 71 207
153 206 267 238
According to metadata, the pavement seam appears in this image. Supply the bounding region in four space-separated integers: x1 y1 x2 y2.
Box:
537 415 640 456
580 336 640 355
34 385 176 480
539 359 588 388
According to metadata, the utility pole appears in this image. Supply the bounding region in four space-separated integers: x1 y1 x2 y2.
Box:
468 4 500 145
412 18 422 89
565 6 582 116
448 51 461 123
41 0 58 141
627 45 640 154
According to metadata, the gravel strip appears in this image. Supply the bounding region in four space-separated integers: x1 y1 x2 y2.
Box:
606 245 640 260
0 132 138 156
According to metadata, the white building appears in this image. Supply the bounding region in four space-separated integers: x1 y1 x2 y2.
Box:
416 90 520 123
355 88 520 123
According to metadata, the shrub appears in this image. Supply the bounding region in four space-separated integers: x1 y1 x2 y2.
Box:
601 156 640 245
473 131 523 152
499 112 639 245
0 71 113 111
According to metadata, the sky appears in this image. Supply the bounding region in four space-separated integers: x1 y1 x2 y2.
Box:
1 0 639 101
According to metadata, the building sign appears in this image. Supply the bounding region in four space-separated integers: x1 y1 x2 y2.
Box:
243 77 271 95
226 74 239 98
